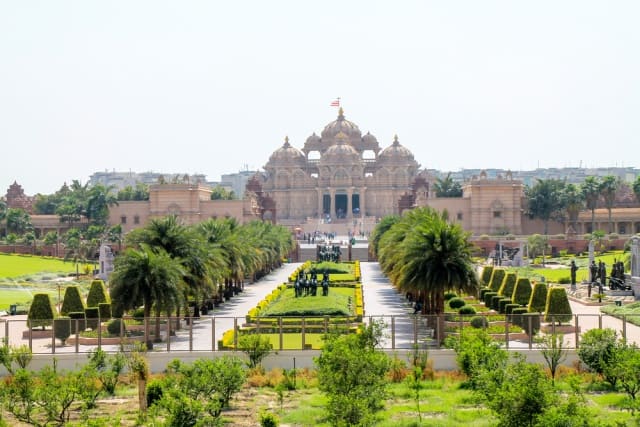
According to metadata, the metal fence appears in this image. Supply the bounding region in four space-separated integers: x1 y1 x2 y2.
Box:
2 313 639 354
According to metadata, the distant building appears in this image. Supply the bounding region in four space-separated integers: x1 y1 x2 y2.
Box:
220 169 258 199
89 170 210 191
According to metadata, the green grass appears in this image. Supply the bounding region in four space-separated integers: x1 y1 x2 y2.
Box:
601 302 640 326
0 253 77 278
260 288 355 316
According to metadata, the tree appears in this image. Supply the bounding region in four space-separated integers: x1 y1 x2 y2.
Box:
434 173 463 197
369 214 400 259
599 175 620 234
86 184 118 225
527 234 550 266
5 208 32 235
577 328 621 388
536 333 567 386
544 287 572 325
525 179 565 235
315 321 390 427
581 176 601 233
0 199 6 236
109 245 184 345
562 183 584 233
28 294 57 330
633 175 640 204
210 185 235 200
238 334 272 369
377 207 480 321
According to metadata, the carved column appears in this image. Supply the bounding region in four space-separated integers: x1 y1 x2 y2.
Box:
347 188 353 219
329 189 335 218
360 187 366 218
317 189 323 218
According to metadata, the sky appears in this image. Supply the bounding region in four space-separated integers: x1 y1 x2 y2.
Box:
1 1 639 195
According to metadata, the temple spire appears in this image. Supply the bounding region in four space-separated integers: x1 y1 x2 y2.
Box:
338 107 344 119
284 136 290 147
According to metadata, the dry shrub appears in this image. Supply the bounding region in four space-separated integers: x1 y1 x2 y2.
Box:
265 368 285 387
421 359 435 381
246 366 269 387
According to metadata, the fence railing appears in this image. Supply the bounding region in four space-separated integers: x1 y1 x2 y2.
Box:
2 313 639 354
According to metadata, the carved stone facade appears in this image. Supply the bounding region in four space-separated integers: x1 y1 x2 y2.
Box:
5 181 34 213
256 108 420 222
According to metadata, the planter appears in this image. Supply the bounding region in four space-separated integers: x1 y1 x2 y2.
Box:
540 324 580 334
67 335 145 345
22 329 53 339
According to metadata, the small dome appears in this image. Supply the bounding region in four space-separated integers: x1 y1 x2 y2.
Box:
378 135 416 165
321 108 362 142
305 132 321 145
362 131 378 145
321 132 361 165
266 136 306 168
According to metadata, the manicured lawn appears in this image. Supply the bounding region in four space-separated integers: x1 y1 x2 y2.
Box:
0 253 77 279
260 287 355 316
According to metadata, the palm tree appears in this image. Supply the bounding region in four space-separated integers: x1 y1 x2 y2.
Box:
433 173 463 197
369 215 400 259
86 184 119 225
599 175 620 234
525 179 565 236
581 176 601 233
562 183 584 233
633 176 640 204
0 199 7 236
109 245 183 345
377 208 479 342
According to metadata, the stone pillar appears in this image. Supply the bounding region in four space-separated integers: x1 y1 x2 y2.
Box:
347 188 353 219
317 189 323 218
631 236 640 278
360 187 366 218
588 240 595 268
329 189 335 219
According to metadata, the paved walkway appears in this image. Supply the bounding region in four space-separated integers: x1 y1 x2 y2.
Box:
3 261 640 353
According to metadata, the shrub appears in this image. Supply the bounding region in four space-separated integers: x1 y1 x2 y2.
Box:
239 334 272 369
528 282 548 313
512 278 532 306
479 287 491 301
488 269 506 292
483 292 497 307
577 328 620 387
505 304 519 315
459 305 476 316
510 307 528 327
480 266 494 286
448 297 466 310
491 295 502 311
60 286 85 316
132 307 145 320
544 287 572 324
87 279 110 308
28 293 56 329
558 276 571 284
85 307 100 330
498 272 517 297
498 298 512 314
470 316 489 329
444 291 458 301
98 302 112 320
522 313 541 335
107 318 125 336
260 411 280 427
146 378 164 408
449 328 507 390
54 317 71 345
69 311 86 333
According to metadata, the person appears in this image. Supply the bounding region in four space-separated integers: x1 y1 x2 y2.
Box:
413 300 423 315
570 260 578 287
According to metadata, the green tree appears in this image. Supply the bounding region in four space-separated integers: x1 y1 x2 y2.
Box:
434 173 463 197
61 286 85 315
109 245 184 345
378 207 479 321
86 183 118 225
578 328 621 388
581 176 601 233
633 175 640 204
5 208 32 235
525 179 565 236
544 287 572 325
562 183 584 233
527 234 550 266
238 334 272 369
536 333 567 386
43 230 58 246
369 214 400 259
210 185 236 200
449 328 508 390
599 175 620 234
316 321 390 427
28 293 57 330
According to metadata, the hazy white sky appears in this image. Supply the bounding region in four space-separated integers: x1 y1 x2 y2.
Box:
1 1 639 195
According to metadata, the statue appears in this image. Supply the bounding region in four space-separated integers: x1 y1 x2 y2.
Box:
599 261 607 287
589 261 598 284
570 260 578 290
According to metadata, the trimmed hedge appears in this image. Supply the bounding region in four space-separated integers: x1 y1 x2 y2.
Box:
481 265 494 286
498 298 512 314
444 292 458 301
512 278 532 307
510 307 528 328
28 293 56 329
498 272 517 298
528 282 548 313
54 317 71 345
491 295 502 311
479 287 491 301
522 313 541 335
61 286 84 316
470 316 489 329
488 269 506 292
505 304 520 315
87 279 110 307
98 302 112 320
85 307 100 330
544 287 572 324
448 297 466 309
107 318 125 336
483 292 497 307
69 311 86 334
458 305 476 315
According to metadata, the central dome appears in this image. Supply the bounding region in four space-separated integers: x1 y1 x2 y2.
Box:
321 108 362 143
321 132 361 165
